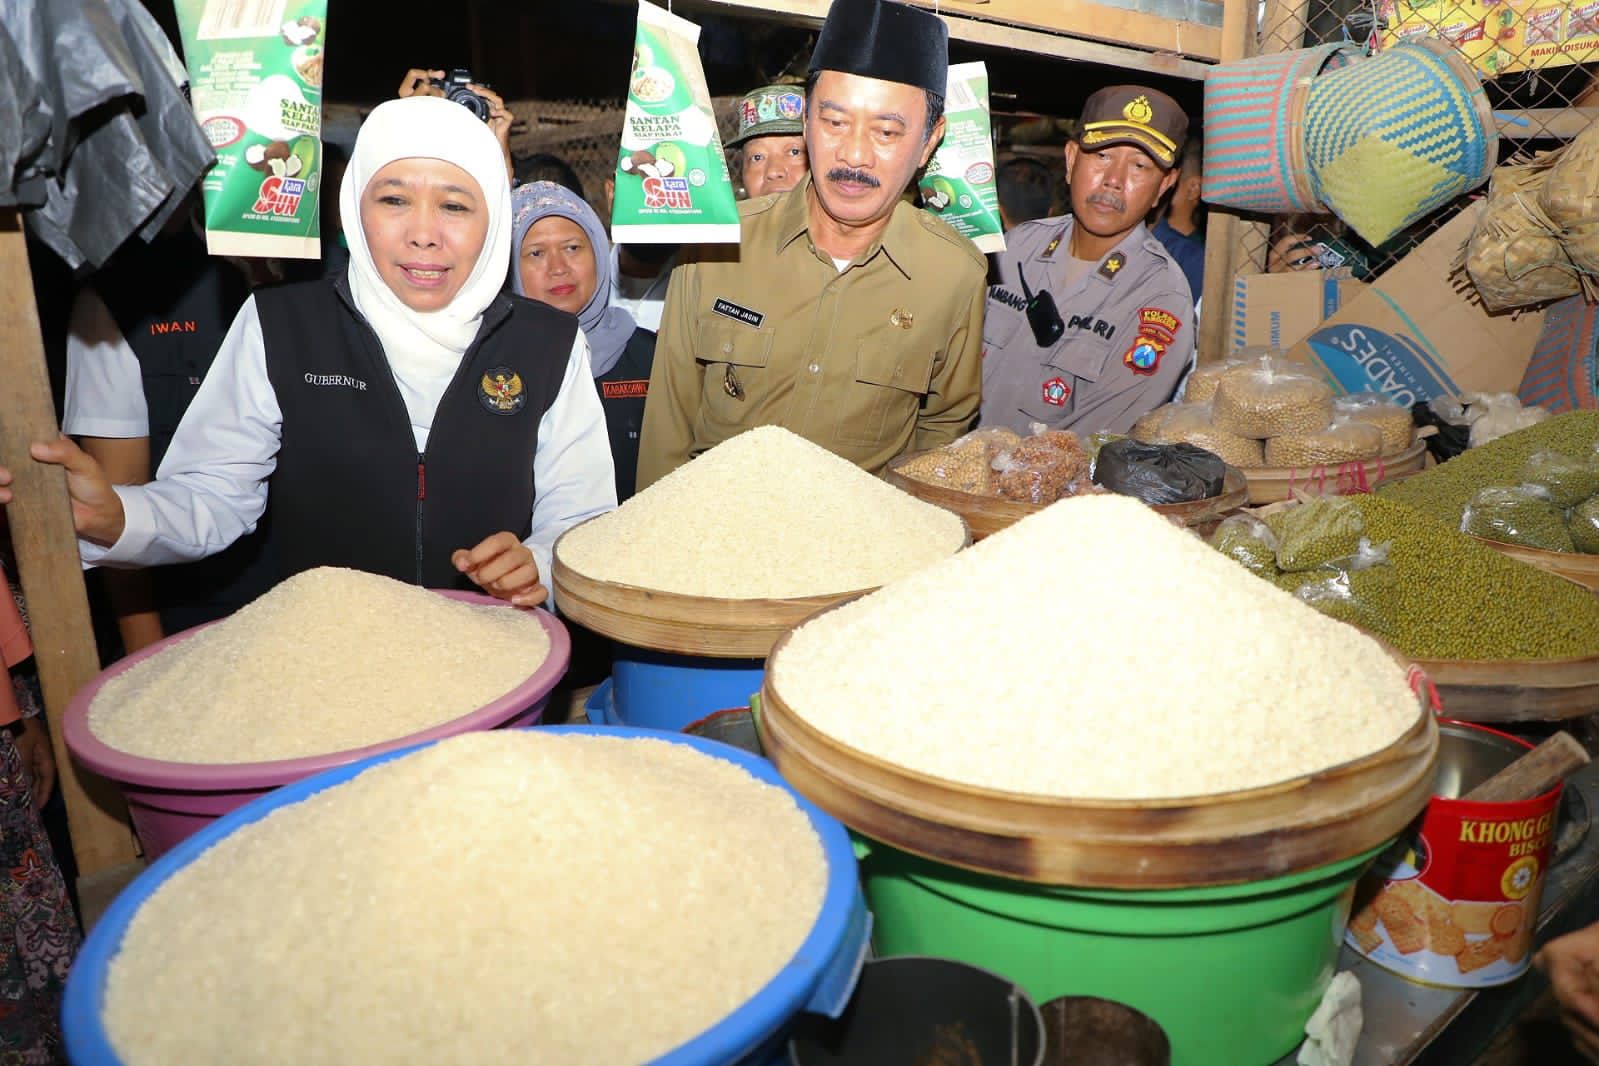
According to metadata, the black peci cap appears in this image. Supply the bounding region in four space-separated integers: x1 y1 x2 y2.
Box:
1077 85 1189 168
808 0 949 98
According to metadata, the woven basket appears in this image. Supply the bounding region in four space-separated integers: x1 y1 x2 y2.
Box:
1466 159 1586 312
1202 43 1361 215
1539 121 1599 274
1304 39 1497 247
1518 295 1599 415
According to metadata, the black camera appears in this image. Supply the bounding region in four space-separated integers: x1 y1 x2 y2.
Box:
431 68 492 122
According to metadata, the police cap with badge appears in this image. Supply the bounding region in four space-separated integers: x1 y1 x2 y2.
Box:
809 0 949 96
1076 84 1189 169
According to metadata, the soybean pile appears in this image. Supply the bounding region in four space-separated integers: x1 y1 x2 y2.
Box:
557 426 966 598
103 732 827 1066
1381 412 1599 553
89 568 551 764
1213 495 1599 661
772 494 1420 800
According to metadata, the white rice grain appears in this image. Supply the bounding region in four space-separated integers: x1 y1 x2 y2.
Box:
557 426 966 598
102 731 827 1066
771 494 1420 799
89 568 551 764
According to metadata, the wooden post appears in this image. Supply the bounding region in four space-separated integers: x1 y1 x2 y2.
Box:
0 208 140 877
1198 0 1271 363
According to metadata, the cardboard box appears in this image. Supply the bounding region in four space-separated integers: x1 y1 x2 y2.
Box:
1288 202 1546 407
1231 272 1368 355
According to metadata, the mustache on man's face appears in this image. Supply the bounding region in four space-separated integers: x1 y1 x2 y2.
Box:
826 167 880 188
1087 191 1126 212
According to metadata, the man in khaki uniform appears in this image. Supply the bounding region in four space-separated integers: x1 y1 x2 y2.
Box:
636 0 985 488
981 86 1194 438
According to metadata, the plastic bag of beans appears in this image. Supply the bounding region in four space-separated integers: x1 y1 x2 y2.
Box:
1130 403 1183 444
1210 514 1280 580
1211 356 1335 439
1522 450 1599 508
1291 562 1397 634
1460 484 1576 552
1274 497 1366 573
1335 393 1416 457
1264 418 1384 468
1180 358 1249 405
1570 497 1599 554
897 436 994 494
1156 404 1265 468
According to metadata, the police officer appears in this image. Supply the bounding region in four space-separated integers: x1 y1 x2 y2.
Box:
636 0 985 488
981 86 1193 438
728 83 809 200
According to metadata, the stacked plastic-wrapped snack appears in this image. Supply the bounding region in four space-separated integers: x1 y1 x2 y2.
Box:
1265 418 1385 467
1181 358 1249 405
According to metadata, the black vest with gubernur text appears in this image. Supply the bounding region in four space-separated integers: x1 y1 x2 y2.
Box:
255 277 574 589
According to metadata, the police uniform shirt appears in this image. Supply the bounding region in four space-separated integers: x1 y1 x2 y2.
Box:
980 215 1193 438
636 174 987 489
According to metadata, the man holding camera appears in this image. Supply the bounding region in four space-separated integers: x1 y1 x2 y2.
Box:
980 85 1194 438
635 0 986 489
398 68 515 181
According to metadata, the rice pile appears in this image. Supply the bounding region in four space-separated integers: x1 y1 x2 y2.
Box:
557 426 966 598
89 568 551 764
771 494 1420 799
102 731 827 1065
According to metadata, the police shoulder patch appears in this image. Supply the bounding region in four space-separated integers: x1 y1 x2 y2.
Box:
479 367 527 415
1098 252 1127 279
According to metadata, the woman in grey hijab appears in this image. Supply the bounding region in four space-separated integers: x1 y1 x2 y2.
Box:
511 181 657 500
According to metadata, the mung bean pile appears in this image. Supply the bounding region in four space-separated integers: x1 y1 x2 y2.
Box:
558 426 965 598
89 568 551 764
772 495 1420 799
1216 496 1599 661
102 732 827 1065
1382 412 1599 531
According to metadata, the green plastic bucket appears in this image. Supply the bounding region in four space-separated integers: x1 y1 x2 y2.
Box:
856 837 1385 1066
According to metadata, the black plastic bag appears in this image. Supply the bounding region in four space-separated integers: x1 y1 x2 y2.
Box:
1092 440 1226 504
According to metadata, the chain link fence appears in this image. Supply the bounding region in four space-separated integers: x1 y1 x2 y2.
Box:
1246 0 1598 280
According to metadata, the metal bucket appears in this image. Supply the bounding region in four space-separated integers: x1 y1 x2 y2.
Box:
1040 996 1170 1066
788 955 1044 1066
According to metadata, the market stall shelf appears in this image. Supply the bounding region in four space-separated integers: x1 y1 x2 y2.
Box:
1240 439 1429 504
882 456 1248 541
1467 534 1599 592
63 591 570 860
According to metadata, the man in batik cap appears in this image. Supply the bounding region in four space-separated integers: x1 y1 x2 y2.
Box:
981 85 1196 438
637 0 985 488
728 83 809 199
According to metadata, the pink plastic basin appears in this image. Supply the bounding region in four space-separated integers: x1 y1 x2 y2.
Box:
64 590 570 859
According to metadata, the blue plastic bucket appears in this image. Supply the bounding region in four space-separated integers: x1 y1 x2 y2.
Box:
63 726 871 1066
596 648 767 731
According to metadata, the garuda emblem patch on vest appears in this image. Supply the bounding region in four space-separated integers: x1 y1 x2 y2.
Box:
479 368 526 415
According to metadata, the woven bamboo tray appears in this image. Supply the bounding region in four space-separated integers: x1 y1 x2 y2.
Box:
882 458 1247 542
1240 440 1428 505
1405 651 1599 722
1467 536 1599 593
550 520 970 659
759 620 1439 888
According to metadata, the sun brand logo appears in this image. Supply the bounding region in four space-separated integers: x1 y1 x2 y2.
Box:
643 176 692 210
253 176 306 216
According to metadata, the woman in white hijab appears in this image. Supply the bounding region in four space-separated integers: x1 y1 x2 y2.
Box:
2 97 615 607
